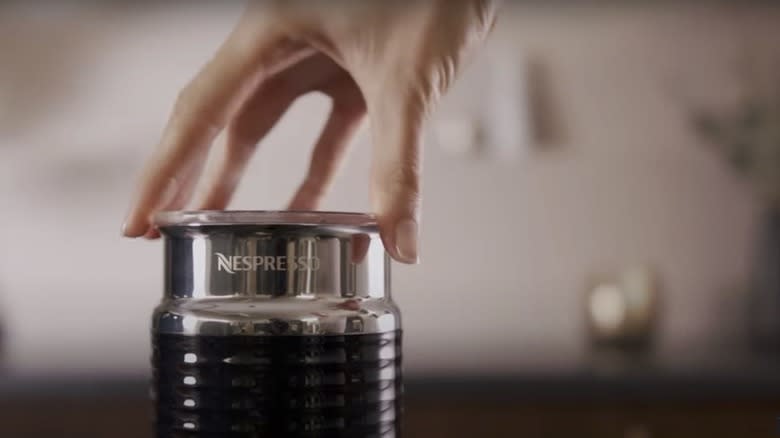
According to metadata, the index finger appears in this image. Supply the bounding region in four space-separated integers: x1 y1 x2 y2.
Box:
122 18 302 237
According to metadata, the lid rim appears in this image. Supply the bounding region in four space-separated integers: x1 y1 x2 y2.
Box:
154 210 377 229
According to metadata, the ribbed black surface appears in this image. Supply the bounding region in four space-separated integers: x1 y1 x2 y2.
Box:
152 331 402 438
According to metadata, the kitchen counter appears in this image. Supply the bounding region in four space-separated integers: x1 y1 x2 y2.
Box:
2 352 779 438
3 347 779 401
2 369 780 402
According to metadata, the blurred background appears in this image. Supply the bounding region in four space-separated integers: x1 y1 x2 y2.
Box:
1 2 779 437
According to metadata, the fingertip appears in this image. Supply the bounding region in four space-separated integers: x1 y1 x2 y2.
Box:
377 216 420 265
121 217 148 238
394 218 419 264
144 227 161 240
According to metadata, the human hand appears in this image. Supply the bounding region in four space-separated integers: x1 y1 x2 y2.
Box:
122 0 498 263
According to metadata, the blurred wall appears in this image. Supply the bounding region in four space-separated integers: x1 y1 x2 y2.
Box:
0 3 774 375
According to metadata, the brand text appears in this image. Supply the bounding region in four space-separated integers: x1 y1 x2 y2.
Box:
215 253 321 274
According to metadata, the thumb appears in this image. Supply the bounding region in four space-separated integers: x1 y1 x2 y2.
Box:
368 88 426 264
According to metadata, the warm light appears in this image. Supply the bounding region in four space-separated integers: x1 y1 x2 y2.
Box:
589 284 626 333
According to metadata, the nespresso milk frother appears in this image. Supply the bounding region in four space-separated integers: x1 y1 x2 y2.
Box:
151 211 402 437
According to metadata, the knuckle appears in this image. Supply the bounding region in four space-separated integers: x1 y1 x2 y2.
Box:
332 92 365 113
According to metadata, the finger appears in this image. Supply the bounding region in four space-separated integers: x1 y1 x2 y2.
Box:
350 233 371 264
162 160 204 211
196 83 297 210
287 99 366 210
198 53 355 211
368 93 425 264
142 159 207 240
122 20 302 237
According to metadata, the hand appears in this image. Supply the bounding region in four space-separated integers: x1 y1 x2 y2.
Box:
122 0 498 263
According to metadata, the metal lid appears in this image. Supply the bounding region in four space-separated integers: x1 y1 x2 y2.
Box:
157 210 388 298
153 210 398 336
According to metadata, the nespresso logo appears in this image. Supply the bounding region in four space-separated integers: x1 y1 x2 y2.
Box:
215 253 320 274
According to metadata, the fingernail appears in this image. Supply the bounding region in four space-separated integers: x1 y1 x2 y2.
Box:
394 219 419 264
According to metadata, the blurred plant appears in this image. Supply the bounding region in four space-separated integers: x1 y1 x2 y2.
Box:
692 55 780 205
691 52 780 353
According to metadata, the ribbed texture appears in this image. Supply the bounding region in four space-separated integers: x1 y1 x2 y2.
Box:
152 332 402 437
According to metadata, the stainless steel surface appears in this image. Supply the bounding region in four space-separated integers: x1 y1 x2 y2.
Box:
155 210 378 228
152 211 400 336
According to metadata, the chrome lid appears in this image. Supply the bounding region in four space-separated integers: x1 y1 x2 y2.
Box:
152 211 398 336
